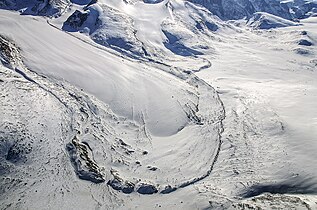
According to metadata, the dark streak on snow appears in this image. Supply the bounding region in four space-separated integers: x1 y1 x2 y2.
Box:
241 177 317 198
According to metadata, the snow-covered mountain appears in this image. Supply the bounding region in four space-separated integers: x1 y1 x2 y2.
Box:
1 0 317 209
0 0 70 16
187 0 317 20
2 0 316 20
189 0 290 20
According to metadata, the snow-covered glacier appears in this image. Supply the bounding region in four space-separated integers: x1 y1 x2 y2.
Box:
0 0 317 209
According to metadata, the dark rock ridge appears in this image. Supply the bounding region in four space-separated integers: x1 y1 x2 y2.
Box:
66 136 105 184
63 10 89 30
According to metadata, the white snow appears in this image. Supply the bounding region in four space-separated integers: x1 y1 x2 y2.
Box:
1 1 317 209
0 10 194 137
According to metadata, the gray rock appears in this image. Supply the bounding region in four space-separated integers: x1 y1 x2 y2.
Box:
107 178 135 194
63 10 89 30
298 39 313 46
136 183 158 194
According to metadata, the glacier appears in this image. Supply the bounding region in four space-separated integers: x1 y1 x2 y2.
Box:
0 0 317 209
